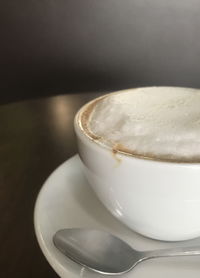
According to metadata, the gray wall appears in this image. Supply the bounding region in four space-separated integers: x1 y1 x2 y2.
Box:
1 0 200 102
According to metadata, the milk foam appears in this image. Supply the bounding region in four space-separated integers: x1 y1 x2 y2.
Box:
87 87 200 162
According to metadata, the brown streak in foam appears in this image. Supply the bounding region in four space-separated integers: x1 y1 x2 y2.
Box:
79 96 106 140
113 143 132 155
112 145 122 165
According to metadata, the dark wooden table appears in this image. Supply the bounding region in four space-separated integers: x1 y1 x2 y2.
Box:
0 92 103 277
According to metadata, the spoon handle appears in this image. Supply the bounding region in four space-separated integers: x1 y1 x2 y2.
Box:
143 246 200 260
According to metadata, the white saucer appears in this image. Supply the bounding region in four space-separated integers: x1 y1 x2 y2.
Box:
34 155 200 278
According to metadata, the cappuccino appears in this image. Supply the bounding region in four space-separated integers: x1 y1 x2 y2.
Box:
80 87 200 162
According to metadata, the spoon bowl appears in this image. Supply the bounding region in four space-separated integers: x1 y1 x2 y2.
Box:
53 228 200 275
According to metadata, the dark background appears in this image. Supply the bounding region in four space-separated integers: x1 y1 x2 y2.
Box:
1 0 200 103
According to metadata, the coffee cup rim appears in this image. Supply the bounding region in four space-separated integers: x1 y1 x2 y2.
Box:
75 88 200 165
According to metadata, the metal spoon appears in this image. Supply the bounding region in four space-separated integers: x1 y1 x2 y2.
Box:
53 228 200 275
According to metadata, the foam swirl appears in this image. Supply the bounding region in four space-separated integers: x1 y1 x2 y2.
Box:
87 87 200 162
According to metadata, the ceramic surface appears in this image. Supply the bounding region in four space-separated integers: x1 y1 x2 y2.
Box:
34 155 200 277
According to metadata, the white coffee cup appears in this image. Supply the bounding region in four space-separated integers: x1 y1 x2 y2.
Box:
74 90 200 241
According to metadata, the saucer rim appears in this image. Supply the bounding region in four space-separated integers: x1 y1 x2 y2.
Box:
34 155 79 278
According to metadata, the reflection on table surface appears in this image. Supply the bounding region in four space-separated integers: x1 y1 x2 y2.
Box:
0 92 103 278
